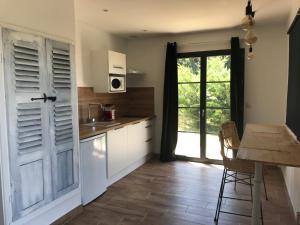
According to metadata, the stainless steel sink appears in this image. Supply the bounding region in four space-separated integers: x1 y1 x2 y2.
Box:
82 121 121 127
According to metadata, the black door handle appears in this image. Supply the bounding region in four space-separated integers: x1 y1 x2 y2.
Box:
31 93 57 103
47 96 57 102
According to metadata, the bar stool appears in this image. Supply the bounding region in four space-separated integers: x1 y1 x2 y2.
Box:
221 121 240 158
221 121 268 199
214 130 264 225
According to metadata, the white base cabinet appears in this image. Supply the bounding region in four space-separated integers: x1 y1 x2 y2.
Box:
107 126 128 178
107 119 154 182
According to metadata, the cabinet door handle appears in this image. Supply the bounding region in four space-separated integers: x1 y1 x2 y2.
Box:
145 125 152 128
113 65 124 69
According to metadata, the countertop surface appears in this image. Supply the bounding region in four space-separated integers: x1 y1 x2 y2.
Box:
238 123 300 167
79 116 155 140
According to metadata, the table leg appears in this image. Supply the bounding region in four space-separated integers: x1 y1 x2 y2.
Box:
251 162 263 225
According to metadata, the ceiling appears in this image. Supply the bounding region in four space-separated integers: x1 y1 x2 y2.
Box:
76 0 291 37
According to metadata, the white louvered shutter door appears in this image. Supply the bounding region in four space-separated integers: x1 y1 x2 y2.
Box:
2 29 52 221
46 40 79 198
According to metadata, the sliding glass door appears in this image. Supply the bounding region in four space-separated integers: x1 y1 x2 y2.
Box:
175 50 231 162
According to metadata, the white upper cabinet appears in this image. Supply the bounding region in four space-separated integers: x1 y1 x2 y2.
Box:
91 50 127 93
108 50 126 75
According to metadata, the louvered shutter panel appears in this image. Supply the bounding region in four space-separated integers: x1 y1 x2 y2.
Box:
2 29 52 220
46 40 79 198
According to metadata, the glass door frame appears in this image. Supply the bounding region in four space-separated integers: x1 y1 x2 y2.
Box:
176 49 232 165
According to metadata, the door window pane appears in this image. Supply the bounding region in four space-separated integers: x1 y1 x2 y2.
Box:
178 83 200 107
178 57 201 82
206 82 230 108
206 108 230 160
206 109 230 135
206 133 222 160
178 108 200 133
207 56 230 82
176 132 200 158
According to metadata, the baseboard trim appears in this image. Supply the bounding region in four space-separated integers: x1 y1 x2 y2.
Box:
51 205 83 225
12 190 81 225
108 153 153 186
280 167 298 223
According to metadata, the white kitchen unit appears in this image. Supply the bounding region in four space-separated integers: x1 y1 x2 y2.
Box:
141 119 154 156
91 50 126 93
107 126 128 178
107 119 154 185
0 28 80 225
108 50 126 75
80 134 107 205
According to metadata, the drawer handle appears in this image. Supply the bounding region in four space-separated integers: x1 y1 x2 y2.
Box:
114 126 124 130
145 138 152 143
113 65 124 69
145 125 152 128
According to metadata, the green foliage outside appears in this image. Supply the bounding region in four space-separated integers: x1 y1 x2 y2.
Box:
178 56 231 134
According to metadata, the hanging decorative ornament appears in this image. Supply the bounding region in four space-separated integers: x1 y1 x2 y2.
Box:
244 29 258 45
241 0 257 59
241 15 255 31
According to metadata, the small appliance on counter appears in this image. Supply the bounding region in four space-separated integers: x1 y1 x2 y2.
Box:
103 104 116 121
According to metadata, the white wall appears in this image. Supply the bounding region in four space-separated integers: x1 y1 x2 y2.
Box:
0 0 75 43
127 25 288 156
281 0 300 217
75 21 127 91
288 0 300 26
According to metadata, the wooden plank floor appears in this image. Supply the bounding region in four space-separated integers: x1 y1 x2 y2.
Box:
66 159 296 225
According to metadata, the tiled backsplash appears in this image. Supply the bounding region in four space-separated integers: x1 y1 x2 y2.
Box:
78 87 154 124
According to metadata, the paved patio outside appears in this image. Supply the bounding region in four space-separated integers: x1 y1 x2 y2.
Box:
175 132 223 160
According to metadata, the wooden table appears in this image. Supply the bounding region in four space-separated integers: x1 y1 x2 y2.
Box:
237 124 300 225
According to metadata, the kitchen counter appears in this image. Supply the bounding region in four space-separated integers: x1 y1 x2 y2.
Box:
79 116 155 140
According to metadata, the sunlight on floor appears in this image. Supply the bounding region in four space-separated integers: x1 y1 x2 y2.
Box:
188 161 224 170
175 132 222 160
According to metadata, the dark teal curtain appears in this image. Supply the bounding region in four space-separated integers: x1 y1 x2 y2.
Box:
230 37 245 138
286 12 300 140
160 42 178 162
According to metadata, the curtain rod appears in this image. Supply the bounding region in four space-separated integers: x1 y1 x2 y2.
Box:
178 38 245 46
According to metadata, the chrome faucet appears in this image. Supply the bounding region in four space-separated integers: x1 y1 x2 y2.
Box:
87 103 103 123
